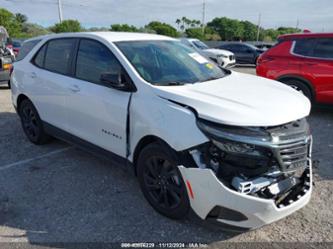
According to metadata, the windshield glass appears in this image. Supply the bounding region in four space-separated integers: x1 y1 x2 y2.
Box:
192 40 209 50
116 40 226 86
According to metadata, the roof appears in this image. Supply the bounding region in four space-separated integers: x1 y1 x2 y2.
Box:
278 32 333 40
25 31 175 43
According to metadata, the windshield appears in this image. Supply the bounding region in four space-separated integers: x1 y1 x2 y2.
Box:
192 40 209 50
116 40 226 86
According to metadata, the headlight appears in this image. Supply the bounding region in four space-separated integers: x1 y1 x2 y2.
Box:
196 118 271 145
217 54 228 58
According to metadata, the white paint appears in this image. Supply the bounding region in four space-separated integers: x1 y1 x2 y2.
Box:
0 147 72 171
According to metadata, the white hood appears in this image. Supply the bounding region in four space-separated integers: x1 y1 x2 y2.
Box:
203 48 234 56
153 72 311 127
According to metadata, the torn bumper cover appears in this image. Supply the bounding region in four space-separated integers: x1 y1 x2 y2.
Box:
178 163 312 229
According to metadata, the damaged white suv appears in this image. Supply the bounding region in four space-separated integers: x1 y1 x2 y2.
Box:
11 32 312 230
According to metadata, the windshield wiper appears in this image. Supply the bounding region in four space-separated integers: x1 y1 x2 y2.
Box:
166 81 185 86
200 76 221 82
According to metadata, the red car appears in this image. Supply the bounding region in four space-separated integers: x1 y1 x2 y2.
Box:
256 33 333 104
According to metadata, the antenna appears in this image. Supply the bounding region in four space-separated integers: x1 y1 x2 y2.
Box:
201 0 206 34
256 13 261 42
58 0 63 22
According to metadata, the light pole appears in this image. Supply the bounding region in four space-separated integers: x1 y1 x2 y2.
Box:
202 0 206 35
256 13 261 42
58 0 63 22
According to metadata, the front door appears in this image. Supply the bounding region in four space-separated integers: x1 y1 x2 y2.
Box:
65 39 131 157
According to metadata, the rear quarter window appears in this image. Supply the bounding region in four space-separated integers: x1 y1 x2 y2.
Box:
16 39 41 61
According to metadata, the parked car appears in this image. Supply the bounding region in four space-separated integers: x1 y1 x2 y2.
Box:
11 32 312 230
217 42 264 65
257 32 333 104
180 38 236 68
255 43 274 51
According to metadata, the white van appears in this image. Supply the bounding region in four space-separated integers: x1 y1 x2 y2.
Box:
11 32 312 230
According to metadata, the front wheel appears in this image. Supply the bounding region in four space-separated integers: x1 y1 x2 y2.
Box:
137 142 190 219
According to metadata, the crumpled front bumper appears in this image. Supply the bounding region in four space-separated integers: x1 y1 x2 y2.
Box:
178 163 312 230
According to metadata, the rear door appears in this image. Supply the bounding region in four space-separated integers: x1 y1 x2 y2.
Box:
65 38 131 157
298 37 333 104
29 38 77 130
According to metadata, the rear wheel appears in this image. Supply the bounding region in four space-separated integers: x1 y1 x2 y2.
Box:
7 80 11 89
18 99 51 144
279 79 313 102
137 142 190 219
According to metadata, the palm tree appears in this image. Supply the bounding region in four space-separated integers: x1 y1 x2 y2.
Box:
175 19 181 30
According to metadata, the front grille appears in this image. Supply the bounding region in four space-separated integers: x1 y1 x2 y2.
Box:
267 119 311 172
276 139 310 172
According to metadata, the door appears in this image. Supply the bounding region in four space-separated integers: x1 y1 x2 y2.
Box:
29 38 77 131
229 44 254 64
65 39 132 157
300 38 333 104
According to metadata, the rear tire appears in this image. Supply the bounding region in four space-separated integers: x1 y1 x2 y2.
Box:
279 79 313 102
137 142 190 219
7 80 11 89
18 99 51 145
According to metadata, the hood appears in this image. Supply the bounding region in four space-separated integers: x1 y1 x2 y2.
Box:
152 72 311 127
203 48 234 56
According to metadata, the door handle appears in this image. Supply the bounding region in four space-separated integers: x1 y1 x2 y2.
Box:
68 85 80 93
305 62 316 66
30 72 37 78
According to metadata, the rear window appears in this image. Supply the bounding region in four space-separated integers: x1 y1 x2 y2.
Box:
44 39 76 75
16 39 41 61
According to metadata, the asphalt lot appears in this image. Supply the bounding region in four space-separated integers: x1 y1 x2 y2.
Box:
0 67 332 248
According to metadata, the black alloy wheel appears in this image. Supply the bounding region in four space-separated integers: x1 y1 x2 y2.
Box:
137 142 190 219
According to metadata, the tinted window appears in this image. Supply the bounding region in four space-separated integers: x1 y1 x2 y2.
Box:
33 44 47 68
293 39 316 56
75 39 122 84
312 38 333 59
44 39 76 75
16 39 41 61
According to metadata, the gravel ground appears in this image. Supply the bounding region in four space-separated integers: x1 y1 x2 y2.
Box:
0 67 332 248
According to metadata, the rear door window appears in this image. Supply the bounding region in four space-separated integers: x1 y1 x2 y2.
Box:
312 38 333 59
16 39 41 61
44 39 76 75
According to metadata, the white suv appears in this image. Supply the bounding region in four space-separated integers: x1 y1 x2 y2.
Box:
11 32 312 230
180 38 236 68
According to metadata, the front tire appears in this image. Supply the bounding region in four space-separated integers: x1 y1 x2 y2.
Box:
137 142 190 219
18 99 51 145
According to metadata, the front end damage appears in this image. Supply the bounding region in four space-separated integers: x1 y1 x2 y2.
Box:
178 118 312 230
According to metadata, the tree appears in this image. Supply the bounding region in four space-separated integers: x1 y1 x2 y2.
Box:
240 20 257 41
50 19 82 33
185 28 204 40
19 23 49 38
110 24 138 32
145 21 179 37
15 13 27 24
175 19 181 30
207 17 244 41
0 8 21 37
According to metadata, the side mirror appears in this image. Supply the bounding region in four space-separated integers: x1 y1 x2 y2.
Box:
100 72 128 91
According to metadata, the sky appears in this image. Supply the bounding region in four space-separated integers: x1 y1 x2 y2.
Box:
0 0 332 32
